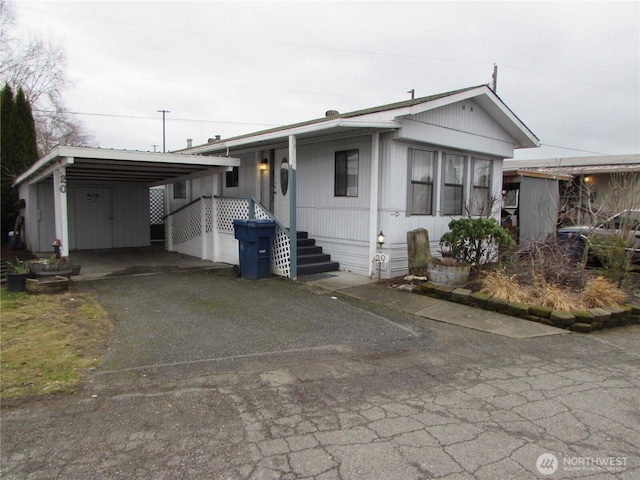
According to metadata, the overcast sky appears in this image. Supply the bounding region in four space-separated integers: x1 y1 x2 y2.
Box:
13 0 640 160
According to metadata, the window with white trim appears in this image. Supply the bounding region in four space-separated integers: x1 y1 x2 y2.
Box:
442 153 465 215
470 158 492 216
408 148 435 215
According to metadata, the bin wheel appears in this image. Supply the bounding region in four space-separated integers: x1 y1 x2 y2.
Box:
233 265 241 277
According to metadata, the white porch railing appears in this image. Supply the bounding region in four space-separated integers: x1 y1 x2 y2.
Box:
164 196 291 277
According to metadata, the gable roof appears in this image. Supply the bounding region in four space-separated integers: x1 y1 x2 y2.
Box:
183 85 539 154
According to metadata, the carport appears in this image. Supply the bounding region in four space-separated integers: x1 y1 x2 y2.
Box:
14 146 240 256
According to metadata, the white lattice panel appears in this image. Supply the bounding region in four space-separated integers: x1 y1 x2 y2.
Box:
149 188 165 224
255 203 290 277
217 198 249 233
204 197 213 233
171 201 202 245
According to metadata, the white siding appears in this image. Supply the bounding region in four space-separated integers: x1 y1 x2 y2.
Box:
296 135 373 274
399 99 516 158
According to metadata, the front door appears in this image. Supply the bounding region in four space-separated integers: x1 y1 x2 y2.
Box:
273 148 290 228
73 187 113 249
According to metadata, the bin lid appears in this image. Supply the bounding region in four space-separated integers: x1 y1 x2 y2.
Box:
233 219 276 228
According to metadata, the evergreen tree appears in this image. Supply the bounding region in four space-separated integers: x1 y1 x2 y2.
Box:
1 83 38 242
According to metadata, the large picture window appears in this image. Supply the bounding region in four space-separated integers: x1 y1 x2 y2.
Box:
408 148 435 215
471 158 492 216
442 153 465 215
335 149 358 197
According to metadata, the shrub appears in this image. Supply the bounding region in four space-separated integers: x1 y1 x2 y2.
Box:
588 234 630 287
581 276 627 308
440 217 514 269
480 270 530 303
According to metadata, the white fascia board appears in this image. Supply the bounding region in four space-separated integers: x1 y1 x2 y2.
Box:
14 146 240 186
187 119 400 155
54 146 240 166
14 151 75 186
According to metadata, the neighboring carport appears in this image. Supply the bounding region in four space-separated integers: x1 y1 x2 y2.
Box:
14 146 239 256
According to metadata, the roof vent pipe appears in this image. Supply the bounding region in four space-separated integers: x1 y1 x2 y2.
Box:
325 110 339 117
215 135 221 140
186 138 193 148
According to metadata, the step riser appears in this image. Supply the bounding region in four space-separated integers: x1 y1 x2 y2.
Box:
297 262 340 276
297 254 331 265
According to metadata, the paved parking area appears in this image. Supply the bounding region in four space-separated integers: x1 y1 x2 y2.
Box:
2 267 639 479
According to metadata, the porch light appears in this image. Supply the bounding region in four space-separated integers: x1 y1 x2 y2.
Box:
377 231 385 248
259 159 269 171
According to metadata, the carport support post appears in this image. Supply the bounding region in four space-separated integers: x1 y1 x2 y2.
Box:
369 132 380 278
52 165 70 257
289 135 297 280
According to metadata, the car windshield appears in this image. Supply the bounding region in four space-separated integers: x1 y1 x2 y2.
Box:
600 210 640 230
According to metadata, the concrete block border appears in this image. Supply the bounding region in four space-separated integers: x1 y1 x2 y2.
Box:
413 282 640 333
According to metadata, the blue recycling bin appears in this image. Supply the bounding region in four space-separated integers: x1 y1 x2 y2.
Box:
233 219 277 280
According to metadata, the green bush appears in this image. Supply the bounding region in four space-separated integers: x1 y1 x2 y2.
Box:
440 217 514 269
588 234 630 287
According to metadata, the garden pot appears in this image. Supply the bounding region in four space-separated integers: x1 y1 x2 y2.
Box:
7 273 30 292
427 260 470 286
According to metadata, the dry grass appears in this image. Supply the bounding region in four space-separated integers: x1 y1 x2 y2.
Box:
479 270 626 311
530 277 578 311
1 288 113 400
480 270 530 303
581 276 627 308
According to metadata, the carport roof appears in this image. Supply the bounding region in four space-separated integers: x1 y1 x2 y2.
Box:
14 146 240 187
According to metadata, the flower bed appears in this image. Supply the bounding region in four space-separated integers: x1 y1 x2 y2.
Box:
412 282 640 333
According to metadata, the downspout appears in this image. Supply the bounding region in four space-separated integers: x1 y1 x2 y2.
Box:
369 132 380 278
289 135 297 280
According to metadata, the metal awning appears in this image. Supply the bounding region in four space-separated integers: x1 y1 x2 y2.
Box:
14 146 240 187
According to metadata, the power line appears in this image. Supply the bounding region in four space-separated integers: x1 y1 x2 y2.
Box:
32 109 279 127
539 144 611 156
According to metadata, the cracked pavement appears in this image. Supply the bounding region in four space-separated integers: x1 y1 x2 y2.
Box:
2 268 639 479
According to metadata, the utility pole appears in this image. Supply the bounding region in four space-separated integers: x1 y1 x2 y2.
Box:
491 64 498 93
157 109 171 152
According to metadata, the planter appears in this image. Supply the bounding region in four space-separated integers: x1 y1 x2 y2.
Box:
26 275 70 294
29 261 73 278
7 273 30 292
427 259 470 286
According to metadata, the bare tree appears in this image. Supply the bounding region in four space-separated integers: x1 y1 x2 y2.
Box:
0 0 94 155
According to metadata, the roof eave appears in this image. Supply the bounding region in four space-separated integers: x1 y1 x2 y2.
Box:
187 118 401 155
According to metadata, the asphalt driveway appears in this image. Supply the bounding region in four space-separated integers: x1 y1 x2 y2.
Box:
87 267 418 371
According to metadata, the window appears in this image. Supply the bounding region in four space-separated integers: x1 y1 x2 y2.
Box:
173 181 186 199
226 167 239 188
335 149 358 197
442 153 465 215
408 148 435 215
471 158 492 216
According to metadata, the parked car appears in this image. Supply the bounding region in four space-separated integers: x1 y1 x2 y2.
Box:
557 209 640 264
